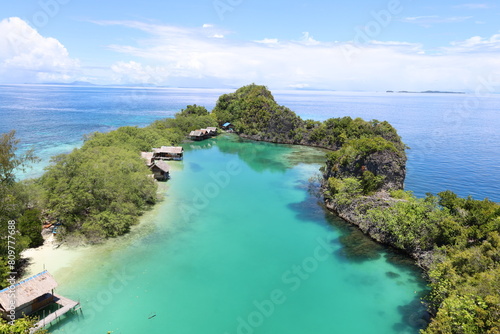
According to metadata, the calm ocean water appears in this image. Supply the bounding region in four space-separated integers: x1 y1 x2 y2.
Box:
0 84 498 333
1 84 498 201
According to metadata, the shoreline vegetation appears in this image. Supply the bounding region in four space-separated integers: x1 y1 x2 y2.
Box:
1 84 499 333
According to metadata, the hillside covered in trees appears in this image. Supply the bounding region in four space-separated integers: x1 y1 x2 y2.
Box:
213 84 407 194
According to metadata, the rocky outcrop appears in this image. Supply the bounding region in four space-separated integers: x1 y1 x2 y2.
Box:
324 149 407 191
324 192 434 270
363 150 406 191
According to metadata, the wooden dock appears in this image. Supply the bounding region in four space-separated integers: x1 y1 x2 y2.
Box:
31 294 80 333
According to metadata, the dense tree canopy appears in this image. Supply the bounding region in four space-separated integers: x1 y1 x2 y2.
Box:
40 145 157 242
177 104 209 117
212 84 404 149
365 192 500 333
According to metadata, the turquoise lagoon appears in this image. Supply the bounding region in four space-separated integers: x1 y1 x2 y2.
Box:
50 135 426 334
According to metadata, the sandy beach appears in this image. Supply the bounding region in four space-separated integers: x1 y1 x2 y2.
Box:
21 234 89 279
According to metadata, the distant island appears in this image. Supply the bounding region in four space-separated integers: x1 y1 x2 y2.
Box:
386 90 465 94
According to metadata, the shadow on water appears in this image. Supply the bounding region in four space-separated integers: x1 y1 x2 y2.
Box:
289 177 430 333
188 162 203 172
394 295 431 334
215 134 327 173
185 134 327 175
216 135 290 173
288 180 386 264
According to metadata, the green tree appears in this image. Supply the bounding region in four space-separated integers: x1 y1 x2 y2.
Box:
0 130 38 186
0 316 48 333
18 209 44 248
177 104 209 117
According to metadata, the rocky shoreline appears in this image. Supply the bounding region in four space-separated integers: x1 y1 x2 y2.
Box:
239 133 431 269
324 192 434 271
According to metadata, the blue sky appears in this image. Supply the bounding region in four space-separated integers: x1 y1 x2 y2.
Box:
1 0 499 90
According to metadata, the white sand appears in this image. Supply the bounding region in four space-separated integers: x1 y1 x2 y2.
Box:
21 234 89 279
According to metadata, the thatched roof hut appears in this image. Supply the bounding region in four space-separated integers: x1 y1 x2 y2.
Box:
206 127 218 136
150 160 170 181
0 271 58 319
152 146 184 160
189 130 205 141
0 271 57 310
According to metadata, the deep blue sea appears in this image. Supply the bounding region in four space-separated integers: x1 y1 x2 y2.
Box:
1 84 498 201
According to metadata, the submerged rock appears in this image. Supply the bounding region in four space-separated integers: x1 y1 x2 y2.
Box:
337 230 383 262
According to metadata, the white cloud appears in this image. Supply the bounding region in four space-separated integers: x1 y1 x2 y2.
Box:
401 15 472 27
97 21 500 91
202 24 214 28
255 38 279 44
0 17 80 83
447 34 500 52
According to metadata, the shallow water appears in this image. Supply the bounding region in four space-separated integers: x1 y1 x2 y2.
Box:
50 136 426 334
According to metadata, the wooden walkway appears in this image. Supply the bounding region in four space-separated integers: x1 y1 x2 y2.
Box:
30 294 80 333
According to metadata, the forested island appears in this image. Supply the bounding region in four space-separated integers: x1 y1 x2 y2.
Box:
1 84 499 333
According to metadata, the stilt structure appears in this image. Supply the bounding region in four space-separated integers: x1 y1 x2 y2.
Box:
0 271 81 332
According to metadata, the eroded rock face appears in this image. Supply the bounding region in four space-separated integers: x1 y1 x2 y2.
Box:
324 149 407 191
363 150 406 191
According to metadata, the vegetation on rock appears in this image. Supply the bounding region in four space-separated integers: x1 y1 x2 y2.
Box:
213 84 406 194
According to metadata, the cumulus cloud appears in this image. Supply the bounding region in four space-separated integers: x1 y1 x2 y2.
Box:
0 17 80 83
